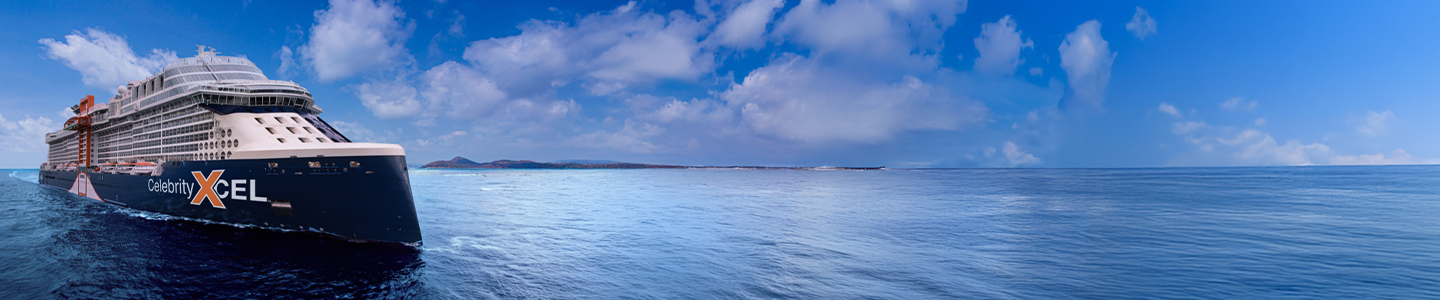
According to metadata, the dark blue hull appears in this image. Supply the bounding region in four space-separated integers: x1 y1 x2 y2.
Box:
39 155 421 245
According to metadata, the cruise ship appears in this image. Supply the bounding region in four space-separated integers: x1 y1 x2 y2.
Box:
38 47 421 245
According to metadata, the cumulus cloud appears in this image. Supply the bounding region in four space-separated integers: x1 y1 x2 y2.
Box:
1222 130 1332 166
973 15 1032 76
0 114 57 153
570 119 665 153
709 0 784 49
1356 110 1394 137
300 0 414 81
38 28 177 90
1125 7 1157 40
328 120 379 142
722 54 985 143
1001 141 1041 166
1158 102 1180 117
352 78 420 119
1221 97 1257 112
420 61 508 119
462 2 711 96
1058 20 1115 110
1169 118 1431 166
773 0 965 71
634 95 733 124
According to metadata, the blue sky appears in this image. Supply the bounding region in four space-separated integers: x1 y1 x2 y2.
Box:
2 0 1439 168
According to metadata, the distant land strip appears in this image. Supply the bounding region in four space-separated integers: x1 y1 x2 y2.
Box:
419 157 883 170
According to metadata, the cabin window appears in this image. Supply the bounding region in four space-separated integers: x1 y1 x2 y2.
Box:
292 117 302 123
275 117 285 124
255 118 264 124
287 127 298 134
277 138 286 143
303 127 314 134
299 138 310 143
266 127 276 134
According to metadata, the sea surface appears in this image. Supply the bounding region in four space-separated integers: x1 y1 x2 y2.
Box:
3 167 1440 299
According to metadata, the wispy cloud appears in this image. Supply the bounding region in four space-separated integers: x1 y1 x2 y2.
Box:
1125 7 1157 40
1221 97 1257 112
1356 110 1394 137
1158 103 1180 117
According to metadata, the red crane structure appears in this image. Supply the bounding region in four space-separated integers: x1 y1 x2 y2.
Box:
63 95 95 170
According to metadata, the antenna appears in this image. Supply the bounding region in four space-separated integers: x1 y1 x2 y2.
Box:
196 45 219 57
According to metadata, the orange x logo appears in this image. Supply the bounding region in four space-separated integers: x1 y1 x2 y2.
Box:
191 170 226 209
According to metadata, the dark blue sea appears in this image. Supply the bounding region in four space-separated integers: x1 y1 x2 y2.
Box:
3 167 1440 299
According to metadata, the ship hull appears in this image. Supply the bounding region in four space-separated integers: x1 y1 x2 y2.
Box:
39 155 421 245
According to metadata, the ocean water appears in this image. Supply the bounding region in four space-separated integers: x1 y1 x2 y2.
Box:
3 167 1440 299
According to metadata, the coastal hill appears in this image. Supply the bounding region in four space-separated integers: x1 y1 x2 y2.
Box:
420 157 686 169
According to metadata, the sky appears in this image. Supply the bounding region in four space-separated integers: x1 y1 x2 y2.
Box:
2 0 1440 168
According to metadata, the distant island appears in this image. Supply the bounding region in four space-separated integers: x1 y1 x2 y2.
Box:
419 156 883 170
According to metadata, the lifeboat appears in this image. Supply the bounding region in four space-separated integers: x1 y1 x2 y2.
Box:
116 162 135 174
64 163 77 172
130 161 158 175
98 162 116 174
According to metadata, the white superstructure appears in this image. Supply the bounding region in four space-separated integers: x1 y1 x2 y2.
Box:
44 47 401 169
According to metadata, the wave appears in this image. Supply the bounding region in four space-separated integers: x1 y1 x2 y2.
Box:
9 170 38 183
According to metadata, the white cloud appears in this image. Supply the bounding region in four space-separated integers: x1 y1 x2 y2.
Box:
1058 20 1115 110
38 28 177 90
973 15 1032 76
352 78 420 119
1158 102 1180 117
1169 122 1432 166
1125 7 1157 40
462 2 711 96
709 0 784 49
1254 118 1267 126
438 130 468 140
275 45 298 78
570 119 665 153
300 0 414 81
420 61 508 119
463 23 570 95
0 114 57 153
1001 141 1041 166
721 54 985 143
1357 110 1394 137
1330 149 1420 165
773 0 965 67
1028 67 1042 76
1172 121 1207 134
448 14 465 37
1221 97 1257 112
328 120 378 142
639 96 732 124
